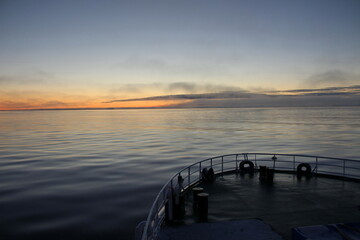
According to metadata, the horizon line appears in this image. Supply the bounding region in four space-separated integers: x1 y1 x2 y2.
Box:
1 105 359 111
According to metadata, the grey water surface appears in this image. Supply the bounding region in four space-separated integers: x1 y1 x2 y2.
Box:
1 107 359 240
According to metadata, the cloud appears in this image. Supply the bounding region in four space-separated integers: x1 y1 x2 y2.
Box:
167 82 243 93
107 82 244 101
170 95 360 108
105 91 253 103
0 88 93 110
109 83 163 94
0 100 35 109
0 76 12 83
110 82 243 95
0 99 71 110
105 85 360 107
40 101 71 108
306 70 360 87
0 70 54 85
168 82 197 92
112 56 236 80
272 85 360 96
0 75 32 85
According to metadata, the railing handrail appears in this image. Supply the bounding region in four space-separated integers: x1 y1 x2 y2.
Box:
139 153 360 240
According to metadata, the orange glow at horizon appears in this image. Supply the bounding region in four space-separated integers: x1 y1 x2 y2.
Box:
0 99 192 111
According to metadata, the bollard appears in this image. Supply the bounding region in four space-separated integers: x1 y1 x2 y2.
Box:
197 193 209 222
173 195 185 220
259 166 267 181
192 187 204 207
266 168 274 182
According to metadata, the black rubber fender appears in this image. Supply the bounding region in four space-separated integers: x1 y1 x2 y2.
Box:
297 163 312 176
239 160 255 172
202 168 208 181
202 167 215 183
208 168 215 181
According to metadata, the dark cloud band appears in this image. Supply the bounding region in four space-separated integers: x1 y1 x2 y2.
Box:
106 85 360 104
105 91 252 103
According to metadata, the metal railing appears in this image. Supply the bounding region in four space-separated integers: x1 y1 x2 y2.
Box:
139 153 360 240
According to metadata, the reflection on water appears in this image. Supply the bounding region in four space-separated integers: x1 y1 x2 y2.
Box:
0 107 359 239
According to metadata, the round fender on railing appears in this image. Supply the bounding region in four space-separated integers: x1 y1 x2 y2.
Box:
239 160 255 173
297 163 312 176
202 167 208 181
208 168 214 180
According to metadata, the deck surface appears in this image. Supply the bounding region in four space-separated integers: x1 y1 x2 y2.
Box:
160 219 284 240
162 172 360 240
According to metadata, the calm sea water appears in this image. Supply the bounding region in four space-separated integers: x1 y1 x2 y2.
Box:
1 107 359 240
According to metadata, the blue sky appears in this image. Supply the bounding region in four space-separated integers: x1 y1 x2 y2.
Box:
0 0 359 109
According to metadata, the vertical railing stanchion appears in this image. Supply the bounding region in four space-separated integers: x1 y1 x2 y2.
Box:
235 154 238 172
316 157 318 174
221 156 224 175
199 162 202 181
211 158 213 168
163 186 166 206
273 156 276 169
293 155 296 172
188 167 191 189
255 154 257 168
343 159 346 178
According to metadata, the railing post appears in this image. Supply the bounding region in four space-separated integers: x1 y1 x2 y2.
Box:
210 158 213 168
221 156 224 175
235 154 238 172
316 157 318 174
199 162 202 181
273 156 276 169
293 155 295 172
343 159 346 177
188 167 191 188
163 186 166 204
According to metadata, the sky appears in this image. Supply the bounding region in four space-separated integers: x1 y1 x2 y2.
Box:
0 0 360 110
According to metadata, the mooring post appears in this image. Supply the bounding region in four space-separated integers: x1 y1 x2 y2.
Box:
192 187 203 207
197 193 209 222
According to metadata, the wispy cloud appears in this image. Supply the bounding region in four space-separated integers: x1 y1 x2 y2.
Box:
167 82 197 92
0 100 70 110
167 82 242 93
107 82 244 100
112 56 236 80
306 70 360 87
0 89 97 110
0 70 54 85
272 85 360 96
